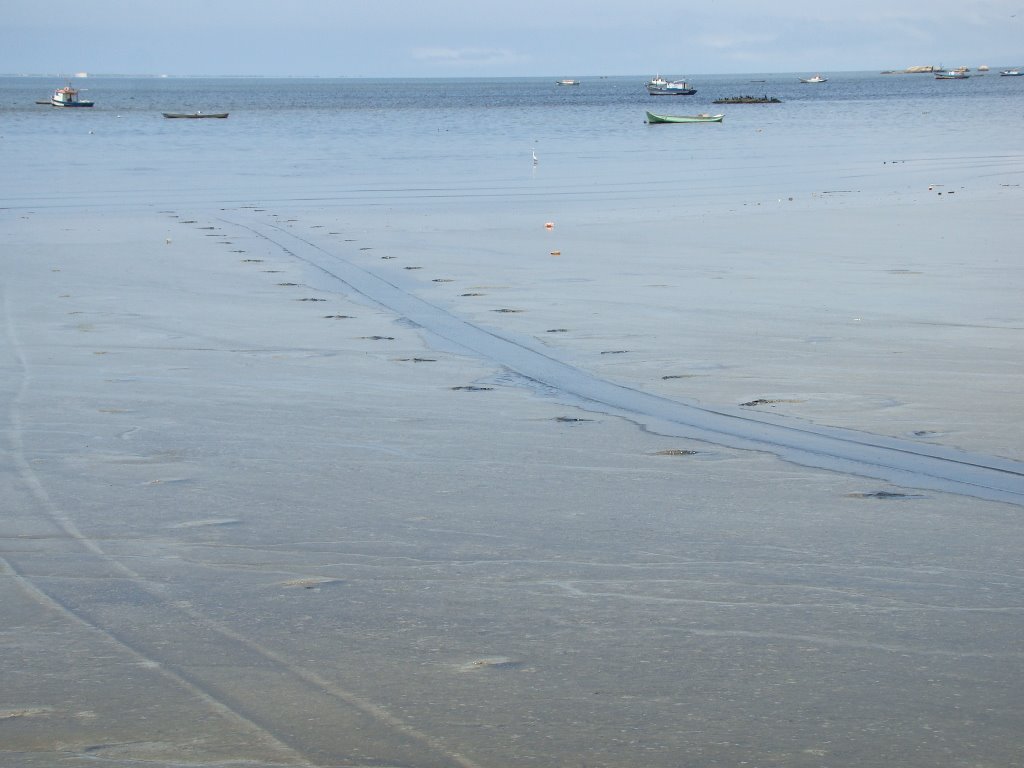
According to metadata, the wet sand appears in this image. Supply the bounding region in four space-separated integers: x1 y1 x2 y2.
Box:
2 188 1023 767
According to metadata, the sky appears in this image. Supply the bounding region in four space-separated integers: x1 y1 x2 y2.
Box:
3 0 1021 77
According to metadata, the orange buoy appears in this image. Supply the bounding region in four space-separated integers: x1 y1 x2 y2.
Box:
544 222 554 229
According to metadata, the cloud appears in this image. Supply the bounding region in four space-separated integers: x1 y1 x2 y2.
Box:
697 32 778 51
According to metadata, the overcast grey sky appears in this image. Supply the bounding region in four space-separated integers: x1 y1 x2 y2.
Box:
3 0 1021 76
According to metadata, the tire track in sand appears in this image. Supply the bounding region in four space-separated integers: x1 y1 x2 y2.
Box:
1 275 484 768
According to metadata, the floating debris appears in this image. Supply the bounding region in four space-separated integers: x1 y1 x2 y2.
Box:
654 449 699 456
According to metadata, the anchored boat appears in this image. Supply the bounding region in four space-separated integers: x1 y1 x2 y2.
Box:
50 84 94 107
647 78 697 95
646 111 723 124
162 112 229 119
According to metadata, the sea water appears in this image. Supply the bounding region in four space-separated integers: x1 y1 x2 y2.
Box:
2 72 1022 215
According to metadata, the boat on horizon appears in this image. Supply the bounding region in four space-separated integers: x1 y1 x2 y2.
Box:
1000 69 1022 76
50 83 94 107
646 111 723 124
935 70 970 79
646 76 697 95
799 74 828 83
556 79 580 86
162 111 229 119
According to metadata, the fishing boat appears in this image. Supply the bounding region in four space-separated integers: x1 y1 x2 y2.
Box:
647 79 697 96
555 79 580 86
50 83 94 107
162 112 229 119
935 69 970 79
799 74 828 83
646 111 723 124
1000 69 1022 76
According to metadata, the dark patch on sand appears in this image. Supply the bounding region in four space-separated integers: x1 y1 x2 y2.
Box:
462 657 524 671
361 335 396 341
451 385 493 391
654 449 699 456
555 416 594 423
740 398 804 407
170 518 242 529
846 491 926 499
280 577 343 589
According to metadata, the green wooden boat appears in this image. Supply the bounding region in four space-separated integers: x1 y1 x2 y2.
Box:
646 111 723 124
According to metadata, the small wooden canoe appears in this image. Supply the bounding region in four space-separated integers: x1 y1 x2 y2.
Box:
646 111 723 124
163 112 229 119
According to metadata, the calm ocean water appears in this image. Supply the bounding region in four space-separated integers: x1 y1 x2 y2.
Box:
1 72 1021 214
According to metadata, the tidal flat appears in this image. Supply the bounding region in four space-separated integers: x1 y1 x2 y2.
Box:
2 72 1023 767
